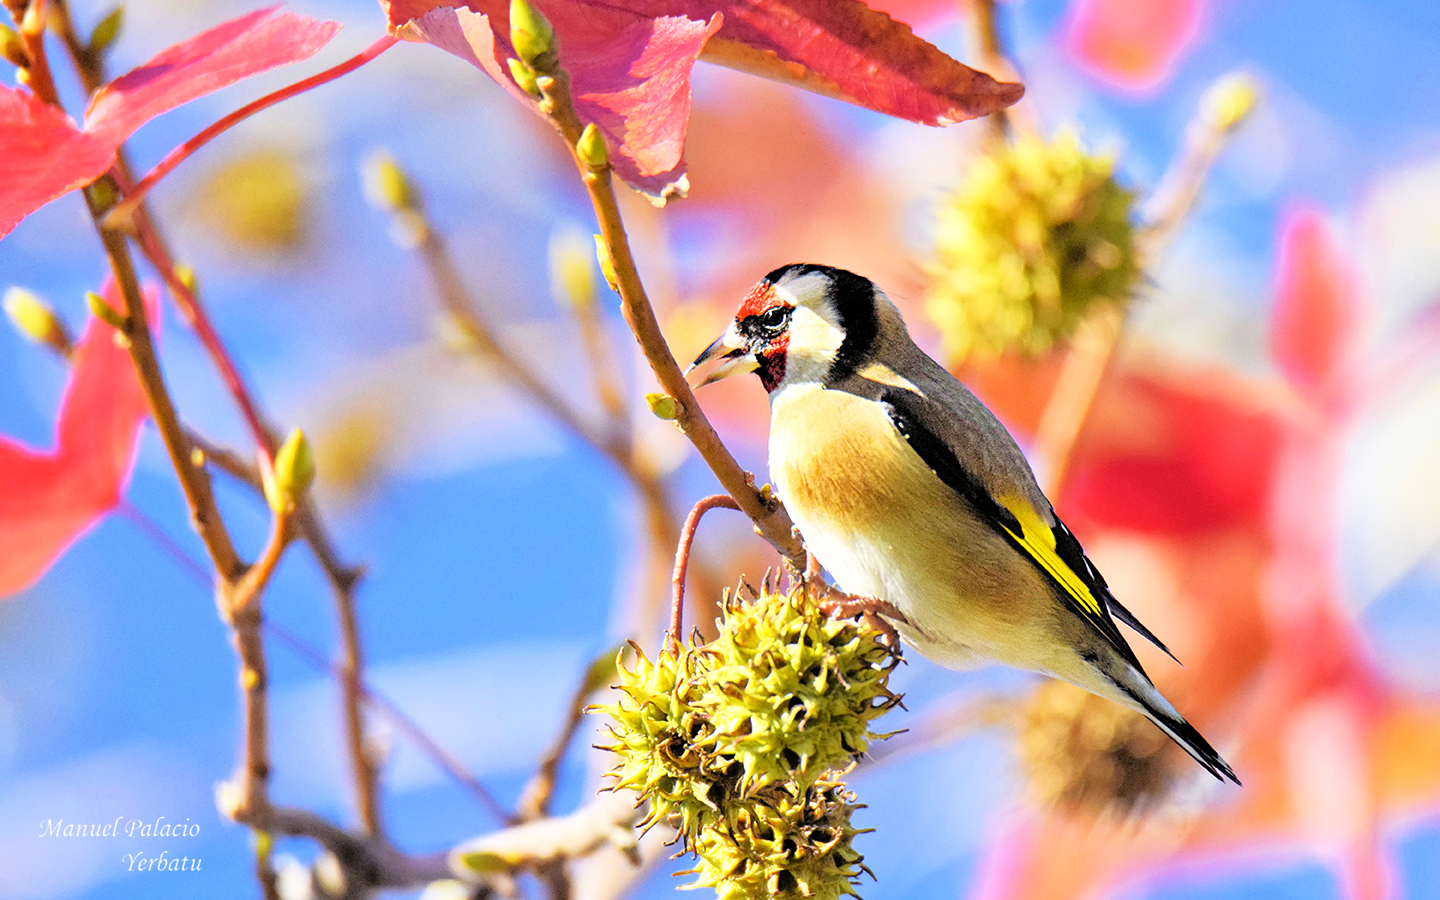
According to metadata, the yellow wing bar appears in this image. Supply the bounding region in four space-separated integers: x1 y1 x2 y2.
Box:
996 494 1105 620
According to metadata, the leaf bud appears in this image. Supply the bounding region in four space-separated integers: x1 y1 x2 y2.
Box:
172 262 198 295
549 225 595 310
20 0 44 36
0 24 28 68
576 123 608 169
593 235 619 292
85 290 129 331
88 5 124 57
1201 72 1260 133
4 287 72 355
509 0 557 72
582 642 627 695
506 57 540 97
645 392 679 420
262 427 316 514
361 149 419 215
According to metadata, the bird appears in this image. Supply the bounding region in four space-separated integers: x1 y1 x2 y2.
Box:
684 263 1239 784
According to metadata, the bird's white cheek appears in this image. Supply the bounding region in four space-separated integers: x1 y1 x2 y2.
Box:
779 306 843 386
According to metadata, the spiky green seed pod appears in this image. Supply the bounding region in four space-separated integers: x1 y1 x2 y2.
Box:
685 781 870 900
595 585 898 899
926 132 1140 362
701 588 900 793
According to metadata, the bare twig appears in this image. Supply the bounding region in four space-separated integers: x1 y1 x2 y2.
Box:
516 645 624 824
531 65 807 572
384 172 691 643
450 794 640 883
116 494 514 824
106 34 400 225
670 495 740 644
969 0 1015 146
263 623 514 825
219 512 296 822
1139 74 1259 256
1033 304 1125 496
50 0 386 831
84 178 246 579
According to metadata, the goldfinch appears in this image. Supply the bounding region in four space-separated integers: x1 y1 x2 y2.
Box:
685 263 1239 784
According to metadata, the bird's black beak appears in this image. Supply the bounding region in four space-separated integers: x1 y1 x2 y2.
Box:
684 325 758 389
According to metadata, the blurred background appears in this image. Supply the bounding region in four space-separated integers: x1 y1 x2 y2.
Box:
1 0 1438 898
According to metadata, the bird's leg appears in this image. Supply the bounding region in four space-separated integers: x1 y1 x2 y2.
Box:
821 594 907 650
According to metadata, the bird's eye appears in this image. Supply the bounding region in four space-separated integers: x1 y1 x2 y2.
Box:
759 307 789 330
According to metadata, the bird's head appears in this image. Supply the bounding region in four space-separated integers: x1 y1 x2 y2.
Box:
685 264 884 394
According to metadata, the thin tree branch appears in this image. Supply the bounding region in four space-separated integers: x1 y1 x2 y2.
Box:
105 34 400 226
670 495 740 644
968 0 1014 146
84 177 245 579
218 512 295 823
515 645 624 825
531 66 807 572
263 623 514 826
1139 74 1258 256
381 171 692 643
49 12 380 829
115 494 514 825
1034 304 1125 496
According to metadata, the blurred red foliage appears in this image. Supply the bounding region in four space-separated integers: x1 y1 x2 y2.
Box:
0 280 158 597
384 0 1021 198
964 206 1440 900
1064 0 1204 92
0 7 339 238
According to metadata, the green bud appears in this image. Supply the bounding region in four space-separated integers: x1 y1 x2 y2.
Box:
173 263 198 296
549 225 596 310
452 849 509 875
4 287 72 355
361 150 419 214
86 290 128 331
0 24 29 68
593 235 618 292
645 392 679 420
87 177 119 214
262 427 316 513
1201 72 1260 133
582 642 626 695
576 123 608 169
20 1 44 37
506 57 540 97
509 0 557 71
88 6 124 56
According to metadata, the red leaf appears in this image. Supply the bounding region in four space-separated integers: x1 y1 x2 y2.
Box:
384 0 1022 200
399 4 721 199
0 7 340 238
0 280 159 597
0 88 117 239
1269 207 1363 402
1064 0 1204 92
1060 369 1288 536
